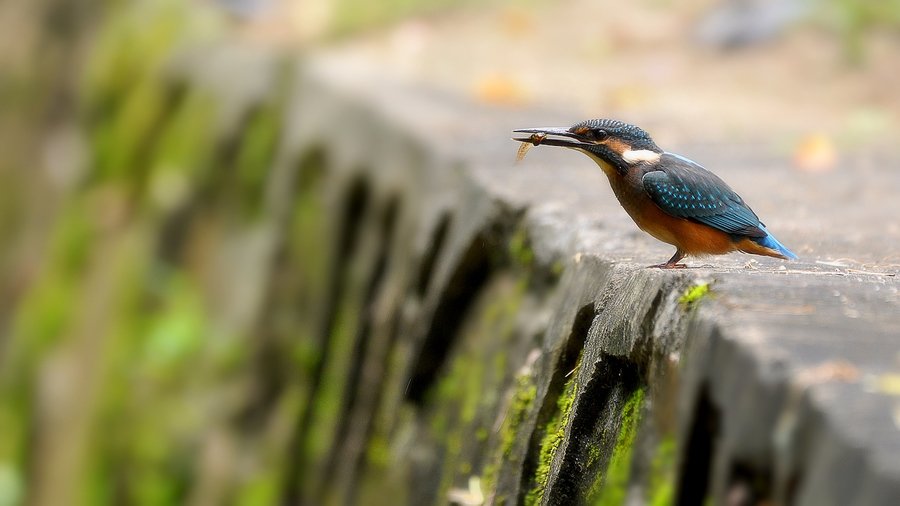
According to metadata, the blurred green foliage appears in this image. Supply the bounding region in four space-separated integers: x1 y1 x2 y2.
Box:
331 0 481 35
328 0 543 37
235 101 284 217
0 1 242 504
82 1 223 188
821 0 900 62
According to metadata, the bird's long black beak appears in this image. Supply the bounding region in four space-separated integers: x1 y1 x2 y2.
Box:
512 127 591 149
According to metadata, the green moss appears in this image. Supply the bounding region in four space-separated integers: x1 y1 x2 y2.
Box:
0 401 26 468
140 274 206 376
591 388 644 505
81 0 225 196
291 163 329 305
501 375 536 457
482 277 527 335
478 372 536 503
481 462 496 495
94 238 197 503
10 206 99 364
157 94 216 164
53 231 163 506
551 261 565 278
432 347 488 500
366 435 391 470
587 442 602 467
430 411 449 437
52 209 97 277
524 374 579 506
508 228 534 270
461 360 486 425
234 102 283 217
0 462 23 506
436 430 464 502
304 297 361 463
679 282 712 307
430 338 487 425
90 79 170 183
428 275 532 503
648 436 676 506
12 272 75 362
82 0 223 112
233 471 280 506
0 205 107 470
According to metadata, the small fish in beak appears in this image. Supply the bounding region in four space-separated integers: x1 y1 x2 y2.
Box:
515 132 546 164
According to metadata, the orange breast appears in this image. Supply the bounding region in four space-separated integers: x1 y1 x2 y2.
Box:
607 171 739 256
635 205 737 255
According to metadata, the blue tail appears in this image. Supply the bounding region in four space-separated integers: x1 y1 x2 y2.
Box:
751 226 798 259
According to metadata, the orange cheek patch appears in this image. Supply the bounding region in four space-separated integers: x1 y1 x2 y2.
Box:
604 138 630 155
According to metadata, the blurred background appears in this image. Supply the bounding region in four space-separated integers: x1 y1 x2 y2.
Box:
0 0 898 505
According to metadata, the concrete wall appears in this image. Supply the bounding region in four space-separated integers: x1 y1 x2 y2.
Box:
263 50 900 505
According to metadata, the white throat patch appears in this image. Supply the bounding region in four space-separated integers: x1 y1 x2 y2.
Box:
621 149 661 164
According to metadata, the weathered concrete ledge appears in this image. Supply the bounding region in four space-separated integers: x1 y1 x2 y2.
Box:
175 46 900 505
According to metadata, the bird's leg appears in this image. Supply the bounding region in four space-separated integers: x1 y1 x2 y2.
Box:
649 248 686 269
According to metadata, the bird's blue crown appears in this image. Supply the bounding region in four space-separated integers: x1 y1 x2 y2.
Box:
572 119 658 150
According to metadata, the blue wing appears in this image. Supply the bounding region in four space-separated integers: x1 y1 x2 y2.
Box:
642 153 765 238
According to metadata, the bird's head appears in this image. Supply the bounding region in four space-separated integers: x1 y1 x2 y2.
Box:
513 119 662 175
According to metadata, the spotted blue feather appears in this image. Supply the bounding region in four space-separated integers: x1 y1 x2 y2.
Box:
642 153 765 237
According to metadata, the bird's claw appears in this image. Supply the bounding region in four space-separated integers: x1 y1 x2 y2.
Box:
648 263 687 269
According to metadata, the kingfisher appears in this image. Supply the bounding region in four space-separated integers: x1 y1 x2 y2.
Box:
513 119 798 268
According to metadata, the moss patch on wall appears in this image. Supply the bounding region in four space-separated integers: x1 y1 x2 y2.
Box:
412 272 530 505
590 387 644 505
500 374 536 458
524 368 580 506
648 436 677 506
679 281 713 308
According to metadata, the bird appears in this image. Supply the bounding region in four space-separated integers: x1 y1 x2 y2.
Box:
513 119 798 268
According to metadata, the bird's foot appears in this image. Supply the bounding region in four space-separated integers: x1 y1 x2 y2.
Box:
650 249 687 269
648 262 687 269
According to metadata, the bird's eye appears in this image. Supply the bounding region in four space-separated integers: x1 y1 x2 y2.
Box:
593 129 609 141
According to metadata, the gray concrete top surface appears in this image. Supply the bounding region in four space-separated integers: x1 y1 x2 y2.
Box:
307 51 900 268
